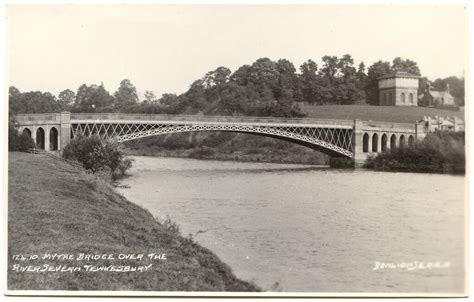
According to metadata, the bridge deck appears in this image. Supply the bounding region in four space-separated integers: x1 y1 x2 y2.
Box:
15 113 416 131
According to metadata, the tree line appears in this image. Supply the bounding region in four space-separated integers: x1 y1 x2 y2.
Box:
9 55 465 118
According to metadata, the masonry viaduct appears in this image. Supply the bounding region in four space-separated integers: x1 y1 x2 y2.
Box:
14 112 429 166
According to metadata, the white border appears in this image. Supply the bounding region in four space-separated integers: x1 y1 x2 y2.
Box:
1 0 472 300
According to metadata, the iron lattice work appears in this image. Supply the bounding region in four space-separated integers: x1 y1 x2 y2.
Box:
71 122 354 158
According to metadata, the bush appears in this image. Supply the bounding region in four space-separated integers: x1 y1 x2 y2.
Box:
117 157 134 176
62 134 133 176
364 131 465 174
8 121 35 151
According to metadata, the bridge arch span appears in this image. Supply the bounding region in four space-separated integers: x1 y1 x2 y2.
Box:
399 134 406 147
381 134 388 152
36 127 45 150
362 133 369 152
49 126 59 151
371 133 378 152
112 124 354 158
22 127 32 138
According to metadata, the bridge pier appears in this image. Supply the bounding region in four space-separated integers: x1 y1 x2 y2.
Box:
59 112 71 151
352 120 368 167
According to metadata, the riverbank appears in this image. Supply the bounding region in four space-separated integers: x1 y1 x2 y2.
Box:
7 152 259 292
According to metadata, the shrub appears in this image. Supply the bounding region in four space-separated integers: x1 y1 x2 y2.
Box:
364 131 465 174
8 120 35 151
62 134 133 176
117 157 134 176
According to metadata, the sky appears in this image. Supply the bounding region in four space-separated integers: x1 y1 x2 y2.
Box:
6 4 468 99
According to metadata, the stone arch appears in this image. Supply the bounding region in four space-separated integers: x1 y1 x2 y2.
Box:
408 135 415 147
49 127 59 151
401 92 406 104
390 134 397 149
381 134 388 152
22 128 32 138
409 93 414 104
399 134 406 148
36 127 45 150
372 133 378 152
363 133 369 152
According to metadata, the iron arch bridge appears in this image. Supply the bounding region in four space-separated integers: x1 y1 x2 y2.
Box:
14 112 423 164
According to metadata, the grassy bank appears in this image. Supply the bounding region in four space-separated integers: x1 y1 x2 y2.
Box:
8 152 259 292
301 105 464 123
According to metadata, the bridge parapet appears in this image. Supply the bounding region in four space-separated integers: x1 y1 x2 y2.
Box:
360 120 416 133
15 113 61 125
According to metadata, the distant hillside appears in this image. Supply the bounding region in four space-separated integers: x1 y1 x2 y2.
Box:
301 105 465 124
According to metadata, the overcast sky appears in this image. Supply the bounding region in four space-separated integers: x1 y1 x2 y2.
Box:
6 4 467 99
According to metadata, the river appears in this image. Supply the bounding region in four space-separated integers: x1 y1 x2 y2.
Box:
116 156 465 294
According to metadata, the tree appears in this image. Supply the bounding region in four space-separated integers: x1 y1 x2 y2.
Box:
202 67 231 88
355 62 368 104
275 59 299 101
143 90 158 104
365 60 391 105
114 79 139 109
230 64 251 86
74 83 113 112
9 86 23 115
58 89 76 109
299 59 320 104
247 58 280 97
391 57 421 75
315 55 365 104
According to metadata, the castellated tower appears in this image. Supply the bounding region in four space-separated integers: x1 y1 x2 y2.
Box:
377 71 419 106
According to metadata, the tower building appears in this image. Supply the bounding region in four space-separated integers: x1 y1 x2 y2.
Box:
377 71 419 106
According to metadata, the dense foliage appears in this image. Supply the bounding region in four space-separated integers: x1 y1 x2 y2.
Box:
8 56 464 118
62 135 133 178
364 131 465 174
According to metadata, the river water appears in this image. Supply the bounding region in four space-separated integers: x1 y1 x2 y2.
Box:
116 156 465 294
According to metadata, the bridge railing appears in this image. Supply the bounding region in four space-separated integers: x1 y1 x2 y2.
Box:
70 113 355 126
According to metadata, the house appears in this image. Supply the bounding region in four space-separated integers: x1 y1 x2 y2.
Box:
418 83 455 107
421 116 464 132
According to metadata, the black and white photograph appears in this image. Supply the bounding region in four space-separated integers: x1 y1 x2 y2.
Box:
3 1 470 297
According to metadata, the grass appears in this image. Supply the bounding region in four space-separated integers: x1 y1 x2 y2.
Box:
301 105 465 123
8 152 260 292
